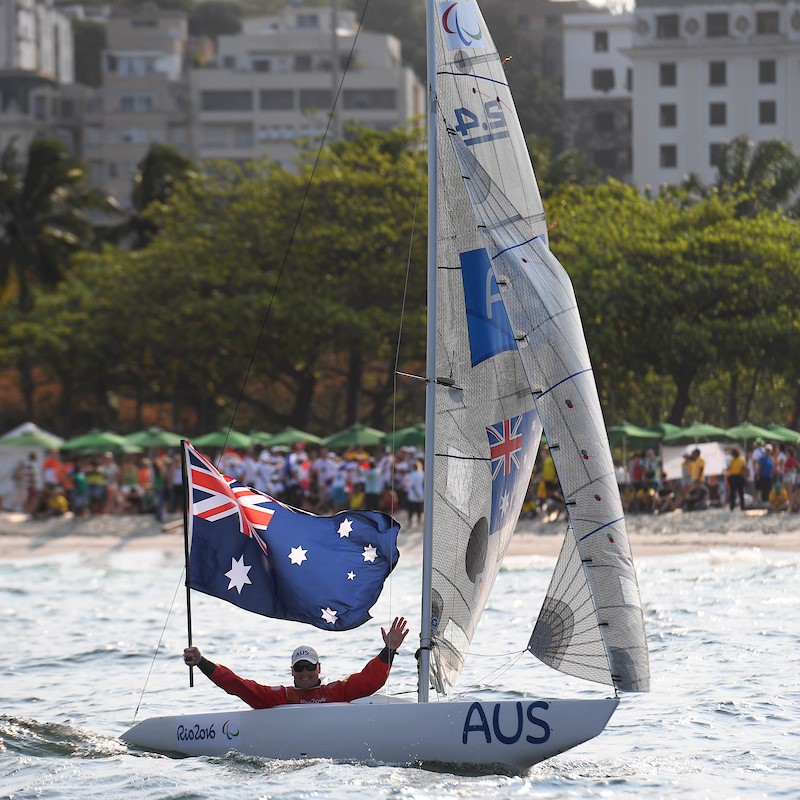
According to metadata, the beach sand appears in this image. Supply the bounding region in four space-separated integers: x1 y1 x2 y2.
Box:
1 507 797 560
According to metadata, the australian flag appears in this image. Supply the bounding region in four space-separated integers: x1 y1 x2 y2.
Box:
184 442 400 631
486 410 538 535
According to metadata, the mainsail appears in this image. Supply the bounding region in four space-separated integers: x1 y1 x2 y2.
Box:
428 0 547 692
428 0 649 694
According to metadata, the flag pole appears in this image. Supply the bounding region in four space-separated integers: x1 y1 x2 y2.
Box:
181 439 194 687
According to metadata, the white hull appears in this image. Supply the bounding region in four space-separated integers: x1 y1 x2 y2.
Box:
121 696 619 771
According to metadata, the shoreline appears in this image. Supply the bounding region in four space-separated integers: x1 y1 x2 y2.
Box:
0 507 797 560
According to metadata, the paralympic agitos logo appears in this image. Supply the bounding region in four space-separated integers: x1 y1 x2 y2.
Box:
222 719 240 740
439 1 485 49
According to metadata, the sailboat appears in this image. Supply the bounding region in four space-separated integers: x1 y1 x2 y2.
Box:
121 0 649 770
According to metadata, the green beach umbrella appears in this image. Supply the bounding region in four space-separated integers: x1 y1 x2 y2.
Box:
322 424 385 449
767 424 800 444
663 422 734 445
192 428 252 450
125 427 184 449
61 429 141 454
248 430 274 446
606 422 662 448
724 422 775 447
384 423 426 448
263 427 323 448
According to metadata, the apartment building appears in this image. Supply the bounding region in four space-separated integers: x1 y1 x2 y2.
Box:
189 5 424 169
627 0 800 189
82 4 191 205
0 0 80 155
562 11 633 181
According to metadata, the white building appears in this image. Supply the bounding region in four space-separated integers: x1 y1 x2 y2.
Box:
562 11 633 180
0 0 78 156
189 5 424 169
82 4 191 205
626 0 800 190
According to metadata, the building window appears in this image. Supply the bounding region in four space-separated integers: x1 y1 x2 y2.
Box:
709 143 723 168
706 12 729 37
594 111 615 132
259 89 294 110
295 54 313 72
592 69 615 92
120 93 153 112
660 144 677 168
299 89 333 111
200 90 253 112
656 14 679 39
709 61 726 86
759 59 776 84
659 104 677 127
342 89 396 110
223 55 235 68
297 13 319 29
756 11 780 35
659 63 677 87
594 31 609 52
709 102 726 126
759 100 776 125
252 58 271 72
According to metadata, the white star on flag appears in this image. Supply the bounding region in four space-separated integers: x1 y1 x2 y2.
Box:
321 607 338 624
225 556 252 594
337 518 353 538
289 545 308 565
499 489 511 517
362 544 378 563
347 571 356 580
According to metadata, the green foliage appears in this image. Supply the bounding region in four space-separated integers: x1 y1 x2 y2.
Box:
3 123 800 432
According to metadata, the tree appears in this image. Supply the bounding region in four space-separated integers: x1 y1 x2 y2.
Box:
679 136 800 218
0 138 118 415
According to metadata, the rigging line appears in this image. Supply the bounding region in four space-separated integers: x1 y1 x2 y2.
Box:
131 566 186 725
223 0 374 445
448 650 527 700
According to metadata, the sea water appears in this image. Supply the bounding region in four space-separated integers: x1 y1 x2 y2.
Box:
1 543 798 799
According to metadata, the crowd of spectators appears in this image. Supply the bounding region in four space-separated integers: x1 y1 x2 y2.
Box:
9 435 799 527
612 439 800 515
7 443 427 526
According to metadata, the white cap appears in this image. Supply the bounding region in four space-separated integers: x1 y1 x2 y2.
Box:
291 645 319 666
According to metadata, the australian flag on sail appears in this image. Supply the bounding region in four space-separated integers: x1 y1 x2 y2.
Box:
486 410 538 535
183 442 400 630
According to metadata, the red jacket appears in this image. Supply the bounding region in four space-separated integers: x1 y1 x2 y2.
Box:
209 655 391 709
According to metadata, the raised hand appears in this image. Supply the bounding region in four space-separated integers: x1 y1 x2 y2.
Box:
381 616 409 651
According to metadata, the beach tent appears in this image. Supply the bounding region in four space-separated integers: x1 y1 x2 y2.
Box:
0 423 64 511
606 422 662 475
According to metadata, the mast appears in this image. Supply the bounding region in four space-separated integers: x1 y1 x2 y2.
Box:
418 0 438 703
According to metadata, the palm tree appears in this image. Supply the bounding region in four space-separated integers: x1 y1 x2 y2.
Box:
678 135 800 218
0 136 118 413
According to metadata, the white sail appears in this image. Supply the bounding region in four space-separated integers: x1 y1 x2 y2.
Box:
427 0 547 692
449 117 650 693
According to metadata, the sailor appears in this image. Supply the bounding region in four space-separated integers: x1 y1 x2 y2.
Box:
182 616 408 708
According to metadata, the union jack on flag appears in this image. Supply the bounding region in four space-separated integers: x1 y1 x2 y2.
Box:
485 410 539 535
487 416 525 480
188 444 274 552
183 441 400 631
